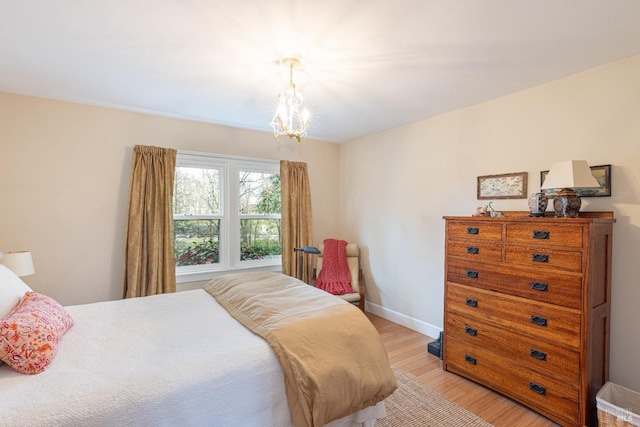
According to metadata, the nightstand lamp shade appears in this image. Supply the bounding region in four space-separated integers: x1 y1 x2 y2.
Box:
0 251 35 277
541 160 600 218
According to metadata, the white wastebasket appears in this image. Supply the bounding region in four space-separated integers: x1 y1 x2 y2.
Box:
597 382 640 427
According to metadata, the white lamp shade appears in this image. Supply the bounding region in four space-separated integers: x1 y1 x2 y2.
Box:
541 160 601 190
0 251 35 277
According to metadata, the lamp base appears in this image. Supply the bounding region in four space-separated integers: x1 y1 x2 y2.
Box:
552 189 582 218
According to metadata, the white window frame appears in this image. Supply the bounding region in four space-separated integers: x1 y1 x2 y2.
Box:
175 151 281 284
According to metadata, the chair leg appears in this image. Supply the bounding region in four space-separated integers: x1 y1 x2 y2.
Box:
357 269 365 312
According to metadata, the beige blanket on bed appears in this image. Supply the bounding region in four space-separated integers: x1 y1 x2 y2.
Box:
204 272 397 427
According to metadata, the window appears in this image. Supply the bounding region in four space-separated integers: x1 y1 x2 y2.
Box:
174 152 281 283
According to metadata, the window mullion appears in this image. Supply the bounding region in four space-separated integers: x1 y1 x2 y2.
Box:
227 162 240 268
216 161 228 269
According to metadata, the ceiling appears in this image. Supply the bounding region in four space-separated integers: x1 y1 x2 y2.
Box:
2 1 640 143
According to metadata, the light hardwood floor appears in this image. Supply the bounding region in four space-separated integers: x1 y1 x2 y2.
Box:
367 313 560 427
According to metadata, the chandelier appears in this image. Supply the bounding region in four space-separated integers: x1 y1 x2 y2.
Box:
270 58 310 142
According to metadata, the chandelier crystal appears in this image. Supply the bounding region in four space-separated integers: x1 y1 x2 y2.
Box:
270 58 310 143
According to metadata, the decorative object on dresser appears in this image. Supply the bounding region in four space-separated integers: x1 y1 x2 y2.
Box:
540 160 601 218
528 192 548 217
477 171 528 200
487 201 503 218
443 211 615 427
472 205 489 217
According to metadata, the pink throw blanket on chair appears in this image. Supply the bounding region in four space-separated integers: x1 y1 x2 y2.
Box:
316 239 353 295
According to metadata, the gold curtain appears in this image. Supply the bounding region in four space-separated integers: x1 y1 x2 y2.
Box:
123 145 177 298
280 160 313 282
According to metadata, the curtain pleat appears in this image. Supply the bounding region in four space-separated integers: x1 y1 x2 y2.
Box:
280 160 314 282
123 145 177 298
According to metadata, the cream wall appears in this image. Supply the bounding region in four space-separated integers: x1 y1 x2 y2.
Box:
340 53 640 390
0 92 340 305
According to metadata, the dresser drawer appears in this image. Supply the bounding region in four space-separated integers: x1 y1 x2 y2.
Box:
447 222 502 242
445 337 579 425
446 282 581 348
446 314 580 384
446 240 502 263
447 259 582 309
505 245 583 273
506 223 583 248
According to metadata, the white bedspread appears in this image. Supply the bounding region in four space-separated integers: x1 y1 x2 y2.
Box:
0 289 385 427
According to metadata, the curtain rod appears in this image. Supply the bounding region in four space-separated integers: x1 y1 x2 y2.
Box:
177 149 279 165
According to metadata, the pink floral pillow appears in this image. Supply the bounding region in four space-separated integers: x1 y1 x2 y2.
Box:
0 292 74 374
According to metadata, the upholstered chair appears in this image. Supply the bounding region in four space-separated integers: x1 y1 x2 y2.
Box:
311 242 365 311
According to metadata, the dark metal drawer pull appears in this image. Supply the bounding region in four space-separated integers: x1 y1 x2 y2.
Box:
467 227 479 235
466 246 479 254
530 348 547 361
531 281 548 292
530 315 548 326
466 270 479 279
532 253 549 263
533 230 550 240
465 298 478 308
529 382 546 395
465 326 477 336
465 355 477 365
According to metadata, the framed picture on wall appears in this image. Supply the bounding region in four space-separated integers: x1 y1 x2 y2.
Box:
540 164 611 197
477 171 528 200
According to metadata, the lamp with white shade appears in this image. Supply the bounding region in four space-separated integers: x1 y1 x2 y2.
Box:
0 251 35 277
541 160 601 218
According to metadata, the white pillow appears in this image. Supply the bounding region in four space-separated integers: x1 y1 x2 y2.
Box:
0 264 33 319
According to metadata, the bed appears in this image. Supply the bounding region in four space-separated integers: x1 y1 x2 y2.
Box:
0 270 396 427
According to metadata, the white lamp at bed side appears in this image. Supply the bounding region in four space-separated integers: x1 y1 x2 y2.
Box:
0 251 35 276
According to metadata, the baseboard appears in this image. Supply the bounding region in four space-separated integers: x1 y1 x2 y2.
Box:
365 301 442 340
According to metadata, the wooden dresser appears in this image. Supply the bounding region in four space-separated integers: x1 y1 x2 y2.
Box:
443 212 614 426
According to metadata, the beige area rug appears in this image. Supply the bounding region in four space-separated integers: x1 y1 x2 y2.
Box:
376 367 495 427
